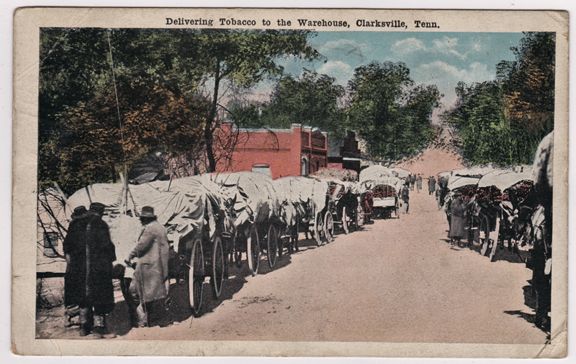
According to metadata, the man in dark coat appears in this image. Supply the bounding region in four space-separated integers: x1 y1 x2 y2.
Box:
63 206 87 326
401 184 410 214
126 206 170 327
63 202 116 338
428 176 436 195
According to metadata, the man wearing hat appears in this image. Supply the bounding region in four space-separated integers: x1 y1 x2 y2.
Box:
63 206 87 327
125 206 170 327
64 202 117 338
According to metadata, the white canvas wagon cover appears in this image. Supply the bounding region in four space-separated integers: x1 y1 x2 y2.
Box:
359 165 394 183
66 177 224 274
477 169 533 191
209 172 280 227
447 176 480 191
273 176 328 213
361 176 404 193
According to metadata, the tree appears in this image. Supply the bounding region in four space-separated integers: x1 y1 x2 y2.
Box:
229 70 345 135
443 81 513 165
185 29 320 171
346 61 440 161
39 28 210 194
444 32 555 166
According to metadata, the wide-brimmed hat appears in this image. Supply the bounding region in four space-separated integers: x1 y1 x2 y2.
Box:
72 206 87 218
140 206 156 218
89 202 106 215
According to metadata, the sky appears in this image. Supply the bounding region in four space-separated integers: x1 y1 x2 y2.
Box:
246 32 524 115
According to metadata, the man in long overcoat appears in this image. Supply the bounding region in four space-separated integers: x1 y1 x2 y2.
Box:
448 194 467 246
63 202 116 337
126 206 170 327
401 184 410 214
428 176 436 195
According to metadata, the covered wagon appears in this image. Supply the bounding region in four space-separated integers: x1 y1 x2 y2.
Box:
66 176 231 317
322 178 363 234
273 176 331 249
476 169 534 260
208 172 281 276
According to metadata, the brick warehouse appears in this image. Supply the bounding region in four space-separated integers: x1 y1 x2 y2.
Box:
216 122 328 179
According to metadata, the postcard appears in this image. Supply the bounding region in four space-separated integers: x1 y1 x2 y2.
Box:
12 7 568 357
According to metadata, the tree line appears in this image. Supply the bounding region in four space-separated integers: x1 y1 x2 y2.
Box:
40 28 443 195
230 63 441 161
441 32 555 166
39 28 318 194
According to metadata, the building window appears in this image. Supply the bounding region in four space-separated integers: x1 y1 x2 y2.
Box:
301 157 309 176
252 163 272 177
43 232 59 257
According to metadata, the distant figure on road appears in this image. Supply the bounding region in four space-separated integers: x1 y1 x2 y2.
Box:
428 176 436 195
401 184 410 214
409 174 416 191
416 174 423 193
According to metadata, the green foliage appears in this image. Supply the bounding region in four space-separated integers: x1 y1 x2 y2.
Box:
444 32 555 166
39 28 319 193
346 61 441 161
229 70 345 136
195 29 320 171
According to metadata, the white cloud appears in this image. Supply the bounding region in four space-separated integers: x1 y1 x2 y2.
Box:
416 61 492 84
318 39 370 62
413 61 493 108
317 60 353 85
392 36 480 60
391 38 426 55
431 36 467 60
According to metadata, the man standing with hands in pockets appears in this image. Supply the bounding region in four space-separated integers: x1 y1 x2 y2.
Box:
125 206 170 328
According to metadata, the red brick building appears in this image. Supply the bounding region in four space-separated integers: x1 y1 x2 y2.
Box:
216 122 328 179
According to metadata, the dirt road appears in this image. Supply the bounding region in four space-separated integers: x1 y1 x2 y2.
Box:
112 189 545 344
36 147 546 344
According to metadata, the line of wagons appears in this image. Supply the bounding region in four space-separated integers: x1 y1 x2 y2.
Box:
437 166 538 262
65 170 407 318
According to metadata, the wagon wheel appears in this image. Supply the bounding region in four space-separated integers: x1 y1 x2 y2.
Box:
324 211 335 243
211 235 225 299
267 224 279 269
313 212 323 246
247 224 261 276
188 238 204 317
341 206 349 234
